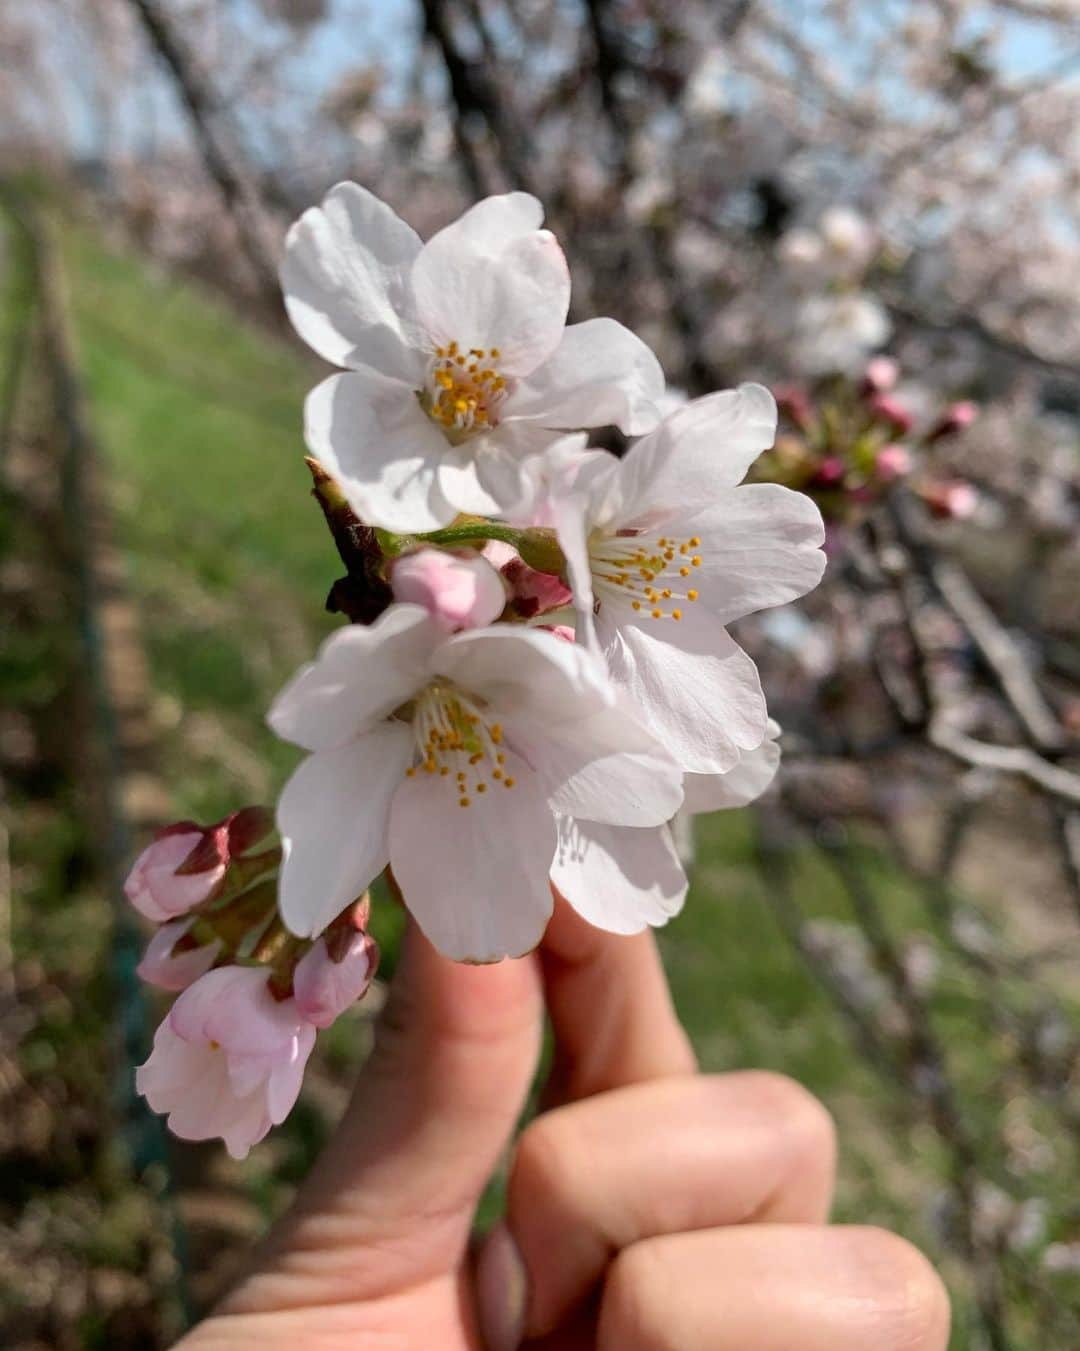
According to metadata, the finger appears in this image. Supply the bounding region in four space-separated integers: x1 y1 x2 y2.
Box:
540 893 696 1104
224 919 543 1314
500 1071 836 1340
598 1225 951 1351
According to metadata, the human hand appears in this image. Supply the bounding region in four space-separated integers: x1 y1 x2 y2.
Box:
177 899 950 1349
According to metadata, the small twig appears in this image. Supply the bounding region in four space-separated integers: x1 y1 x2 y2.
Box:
930 558 1065 753
928 725 1080 806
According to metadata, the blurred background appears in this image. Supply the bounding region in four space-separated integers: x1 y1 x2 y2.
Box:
1 1 1078 1346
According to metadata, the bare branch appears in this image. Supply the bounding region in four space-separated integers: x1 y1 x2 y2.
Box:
123 0 282 302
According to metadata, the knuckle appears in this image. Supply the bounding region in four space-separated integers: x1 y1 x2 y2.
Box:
848 1227 952 1350
731 1070 837 1170
600 1243 677 1351
508 1110 581 1213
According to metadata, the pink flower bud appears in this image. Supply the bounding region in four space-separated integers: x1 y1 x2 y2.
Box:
136 919 222 991
812 455 847 487
124 831 227 922
773 383 815 431
293 930 378 1028
124 808 273 923
484 540 573 619
867 393 914 434
927 400 978 441
539 624 577 643
862 356 900 395
136 966 316 1159
942 482 979 519
922 480 979 520
875 443 912 482
390 548 506 632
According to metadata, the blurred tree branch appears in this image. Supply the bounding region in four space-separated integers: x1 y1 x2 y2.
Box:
124 0 283 305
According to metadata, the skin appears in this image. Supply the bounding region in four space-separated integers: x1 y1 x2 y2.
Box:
178 898 950 1350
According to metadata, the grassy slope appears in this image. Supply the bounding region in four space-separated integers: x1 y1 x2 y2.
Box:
44 220 1079 1345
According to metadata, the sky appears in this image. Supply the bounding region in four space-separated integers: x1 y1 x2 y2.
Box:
40 0 1080 164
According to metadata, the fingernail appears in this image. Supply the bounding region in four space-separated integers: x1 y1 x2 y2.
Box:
475 1221 528 1351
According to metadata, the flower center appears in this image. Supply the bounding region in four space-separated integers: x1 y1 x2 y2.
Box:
404 682 516 807
419 341 511 444
588 529 703 621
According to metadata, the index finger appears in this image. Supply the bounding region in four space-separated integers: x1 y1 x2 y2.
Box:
540 891 696 1105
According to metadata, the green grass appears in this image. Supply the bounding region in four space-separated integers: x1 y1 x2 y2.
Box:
62 222 337 817
2 210 1072 1346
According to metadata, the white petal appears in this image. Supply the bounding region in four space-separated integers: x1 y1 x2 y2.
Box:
549 491 597 640
305 371 456 533
268 605 439 752
456 436 541 518
616 384 778 522
412 222 570 377
686 484 825 624
505 319 665 434
219 1090 274 1160
266 1023 316 1124
683 729 781 813
436 444 504 517
600 605 767 774
388 748 556 961
433 625 611 724
507 697 684 826
136 1021 208 1111
511 433 614 528
552 817 687 934
276 724 413 937
281 182 424 382
425 193 544 251
496 419 573 465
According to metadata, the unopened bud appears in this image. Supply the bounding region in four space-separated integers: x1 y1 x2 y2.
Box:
862 356 900 395
875 443 912 482
774 384 815 431
921 479 979 520
811 455 847 487
390 547 506 632
125 808 277 922
867 393 914 434
136 919 222 991
293 930 379 1028
485 539 573 619
539 624 577 643
125 830 227 922
927 400 978 442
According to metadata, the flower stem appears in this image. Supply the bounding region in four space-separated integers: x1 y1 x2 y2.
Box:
419 522 525 549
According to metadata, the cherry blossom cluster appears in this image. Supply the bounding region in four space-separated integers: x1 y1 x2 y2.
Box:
129 187 826 1156
758 357 980 541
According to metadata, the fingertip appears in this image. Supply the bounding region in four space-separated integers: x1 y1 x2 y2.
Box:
475 1222 528 1351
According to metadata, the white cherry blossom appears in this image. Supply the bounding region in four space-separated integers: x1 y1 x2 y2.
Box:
267 604 684 961
282 185 664 531
538 385 825 775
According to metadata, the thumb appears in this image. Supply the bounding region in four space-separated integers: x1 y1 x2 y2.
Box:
224 918 543 1313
